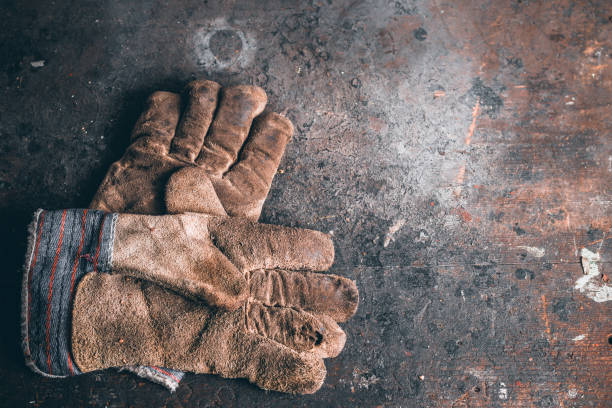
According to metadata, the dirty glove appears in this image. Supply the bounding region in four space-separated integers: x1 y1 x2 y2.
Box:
88 80 295 388
90 80 292 220
22 210 359 394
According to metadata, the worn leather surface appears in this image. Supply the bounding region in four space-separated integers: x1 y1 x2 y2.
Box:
87 80 295 388
84 80 359 393
71 271 355 394
111 212 356 311
90 80 293 220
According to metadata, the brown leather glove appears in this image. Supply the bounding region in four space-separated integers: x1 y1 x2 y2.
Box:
88 80 297 388
23 209 358 394
71 269 354 394
112 212 340 310
91 80 291 220
75 79 359 392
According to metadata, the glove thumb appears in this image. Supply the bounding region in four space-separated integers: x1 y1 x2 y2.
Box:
166 167 227 216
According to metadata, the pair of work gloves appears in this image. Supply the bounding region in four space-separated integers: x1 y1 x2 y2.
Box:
22 80 359 394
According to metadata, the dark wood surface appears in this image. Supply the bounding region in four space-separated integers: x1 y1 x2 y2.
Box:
1 0 610 406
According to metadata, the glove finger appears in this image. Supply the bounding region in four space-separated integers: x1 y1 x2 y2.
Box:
129 91 181 155
195 85 267 175
248 269 359 323
219 112 293 219
208 217 334 273
170 80 221 162
246 301 346 358
235 333 326 394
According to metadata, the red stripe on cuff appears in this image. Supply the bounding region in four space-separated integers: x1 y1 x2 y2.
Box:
66 209 87 375
46 209 67 374
67 354 74 375
151 366 180 384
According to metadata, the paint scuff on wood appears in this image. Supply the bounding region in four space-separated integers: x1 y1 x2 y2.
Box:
383 218 406 247
516 246 545 258
574 248 611 302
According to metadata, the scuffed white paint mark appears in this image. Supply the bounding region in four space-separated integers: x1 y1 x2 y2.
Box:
30 60 45 67
352 368 380 389
499 382 508 400
580 248 600 275
383 218 405 247
568 388 578 398
572 236 578 257
517 246 545 258
466 367 498 381
572 334 586 341
574 248 612 302
414 299 431 327
356 374 379 389
414 229 429 244
192 18 256 72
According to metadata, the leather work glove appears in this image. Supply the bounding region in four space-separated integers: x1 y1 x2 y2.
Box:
29 79 360 392
89 80 300 389
23 209 358 394
90 80 291 220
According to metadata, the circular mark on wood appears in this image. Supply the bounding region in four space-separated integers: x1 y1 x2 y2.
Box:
193 19 256 71
209 29 243 62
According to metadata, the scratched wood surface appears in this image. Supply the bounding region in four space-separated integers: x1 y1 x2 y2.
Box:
0 0 610 406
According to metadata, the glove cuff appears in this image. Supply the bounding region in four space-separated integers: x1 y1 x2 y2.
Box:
21 209 116 377
121 365 185 392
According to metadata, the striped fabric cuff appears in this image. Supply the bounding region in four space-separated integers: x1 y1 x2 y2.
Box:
22 209 116 377
122 365 185 392
21 209 184 391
